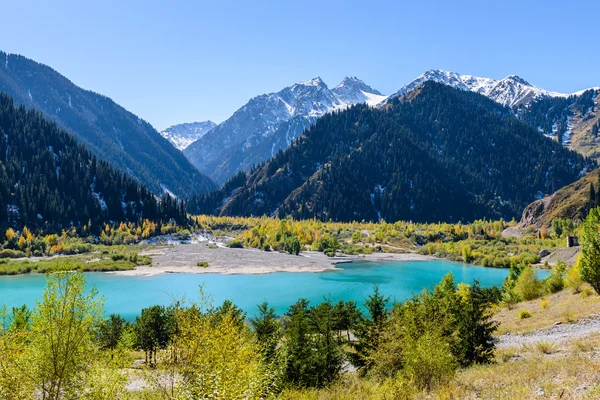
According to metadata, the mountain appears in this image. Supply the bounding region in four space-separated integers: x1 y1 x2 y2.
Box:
516 89 600 159
385 69 572 108
0 93 186 232
188 82 592 223
0 50 215 198
386 69 600 163
160 121 216 150
183 76 386 185
518 169 600 230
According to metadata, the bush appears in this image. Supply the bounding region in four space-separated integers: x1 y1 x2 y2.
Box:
61 243 92 255
581 286 593 298
545 261 565 294
540 298 549 309
535 341 557 354
514 267 542 301
81 259 135 272
262 243 271 251
284 236 301 255
462 245 472 263
196 261 209 268
0 249 26 258
110 252 126 261
518 309 532 319
227 240 244 249
135 255 152 265
566 260 584 294
580 208 600 294
401 330 456 391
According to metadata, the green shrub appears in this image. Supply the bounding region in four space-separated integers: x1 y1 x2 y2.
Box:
135 255 152 266
581 286 593 298
401 330 456 391
462 245 472 263
110 252 126 261
196 261 209 268
227 240 244 249
262 243 271 251
545 261 565 294
514 267 542 301
0 249 26 258
81 259 135 272
518 309 531 319
61 243 92 255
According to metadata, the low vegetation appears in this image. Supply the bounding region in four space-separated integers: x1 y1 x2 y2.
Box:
0 244 152 275
3 206 600 398
192 215 573 269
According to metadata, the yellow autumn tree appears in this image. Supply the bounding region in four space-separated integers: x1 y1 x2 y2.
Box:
5 228 15 242
147 295 273 399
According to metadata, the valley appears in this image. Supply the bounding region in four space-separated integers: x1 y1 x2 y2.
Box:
3 14 600 398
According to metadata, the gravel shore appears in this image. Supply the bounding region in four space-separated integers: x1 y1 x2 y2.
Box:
110 242 434 276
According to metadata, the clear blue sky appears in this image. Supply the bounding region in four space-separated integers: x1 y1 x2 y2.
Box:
1 0 598 130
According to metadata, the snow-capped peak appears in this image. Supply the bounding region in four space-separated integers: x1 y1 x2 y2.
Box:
332 76 386 107
296 76 327 87
183 76 385 184
160 120 216 150
505 75 531 86
384 69 575 108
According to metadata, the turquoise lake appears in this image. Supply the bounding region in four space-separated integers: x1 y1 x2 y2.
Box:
0 260 548 320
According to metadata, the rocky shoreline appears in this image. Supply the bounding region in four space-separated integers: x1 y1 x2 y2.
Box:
110 242 435 276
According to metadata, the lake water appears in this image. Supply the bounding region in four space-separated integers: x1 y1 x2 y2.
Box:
0 260 547 320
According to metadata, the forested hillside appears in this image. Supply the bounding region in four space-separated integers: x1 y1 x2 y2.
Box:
191 83 593 223
517 89 597 145
0 51 215 197
0 93 186 232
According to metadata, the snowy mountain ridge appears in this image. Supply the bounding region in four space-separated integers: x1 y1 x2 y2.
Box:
183 76 384 184
384 69 579 108
160 121 216 150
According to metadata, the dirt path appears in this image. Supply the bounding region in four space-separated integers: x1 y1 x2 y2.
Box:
497 313 600 348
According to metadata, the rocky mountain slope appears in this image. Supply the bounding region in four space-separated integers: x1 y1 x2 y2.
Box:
183 76 386 185
518 168 600 230
0 50 215 198
160 121 216 150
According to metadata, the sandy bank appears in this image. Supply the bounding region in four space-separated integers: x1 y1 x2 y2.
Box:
109 243 435 276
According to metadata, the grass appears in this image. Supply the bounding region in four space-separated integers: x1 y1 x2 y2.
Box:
535 341 557 354
280 343 600 399
493 286 600 334
436 350 600 399
0 244 155 275
0 258 137 274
